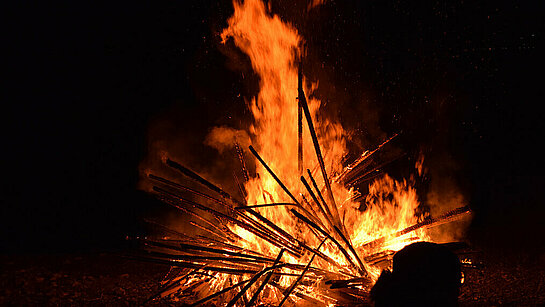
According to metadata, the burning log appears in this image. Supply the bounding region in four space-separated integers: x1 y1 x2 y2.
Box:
239 210 311 258
363 250 396 266
241 206 304 249
189 221 228 242
142 251 267 270
305 171 352 246
128 254 258 275
235 208 304 254
238 205 352 274
154 191 243 243
142 239 274 262
305 169 351 241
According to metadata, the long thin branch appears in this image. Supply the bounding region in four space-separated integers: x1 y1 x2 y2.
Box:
290 209 365 276
278 238 327 307
297 64 341 228
246 249 285 306
361 205 472 249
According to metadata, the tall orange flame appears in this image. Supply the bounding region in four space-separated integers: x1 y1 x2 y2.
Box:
219 0 426 283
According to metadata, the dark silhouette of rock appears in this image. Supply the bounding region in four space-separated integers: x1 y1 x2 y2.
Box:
371 242 462 306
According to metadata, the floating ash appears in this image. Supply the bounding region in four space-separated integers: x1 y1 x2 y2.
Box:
135 0 472 305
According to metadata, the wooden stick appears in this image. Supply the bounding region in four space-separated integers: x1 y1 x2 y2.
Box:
233 171 247 200
155 192 242 242
345 154 405 186
235 203 297 210
298 61 304 175
149 173 229 208
227 250 286 307
142 239 274 262
270 280 328 305
301 176 334 232
333 225 367 277
143 266 205 304
152 174 303 253
297 65 341 228
248 145 324 228
306 169 335 225
361 205 472 249
290 209 364 276
246 249 285 306
240 208 343 272
278 238 327 306
165 158 245 206
154 186 302 256
189 278 251 306
336 134 398 183
307 169 349 238
248 145 300 206
142 218 189 240
234 142 250 181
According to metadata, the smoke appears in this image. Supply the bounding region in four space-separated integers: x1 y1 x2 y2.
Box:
307 0 327 10
422 152 472 243
138 0 473 248
204 126 251 154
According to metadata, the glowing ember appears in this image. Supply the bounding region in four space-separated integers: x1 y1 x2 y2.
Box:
140 0 471 305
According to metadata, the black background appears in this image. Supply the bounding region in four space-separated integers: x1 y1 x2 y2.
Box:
3 0 544 253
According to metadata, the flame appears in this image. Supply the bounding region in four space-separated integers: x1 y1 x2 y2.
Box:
216 0 426 292
222 0 349 267
148 0 444 304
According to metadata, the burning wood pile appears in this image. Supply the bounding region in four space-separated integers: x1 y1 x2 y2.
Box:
133 0 472 305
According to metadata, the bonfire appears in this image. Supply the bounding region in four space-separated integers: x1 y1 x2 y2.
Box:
135 0 472 305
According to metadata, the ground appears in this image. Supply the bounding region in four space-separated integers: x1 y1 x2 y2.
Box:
1 247 544 306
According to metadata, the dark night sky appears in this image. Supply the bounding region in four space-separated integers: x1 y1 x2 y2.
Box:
3 0 544 253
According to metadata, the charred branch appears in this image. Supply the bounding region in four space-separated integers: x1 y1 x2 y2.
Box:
297 64 342 229
153 186 303 256
362 205 472 249
278 238 327 307
247 249 285 306
165 158 245 206
248 145 325 228
290 208 366 276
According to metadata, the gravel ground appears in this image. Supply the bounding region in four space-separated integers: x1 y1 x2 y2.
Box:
1 247 544 306
458 248 545 306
